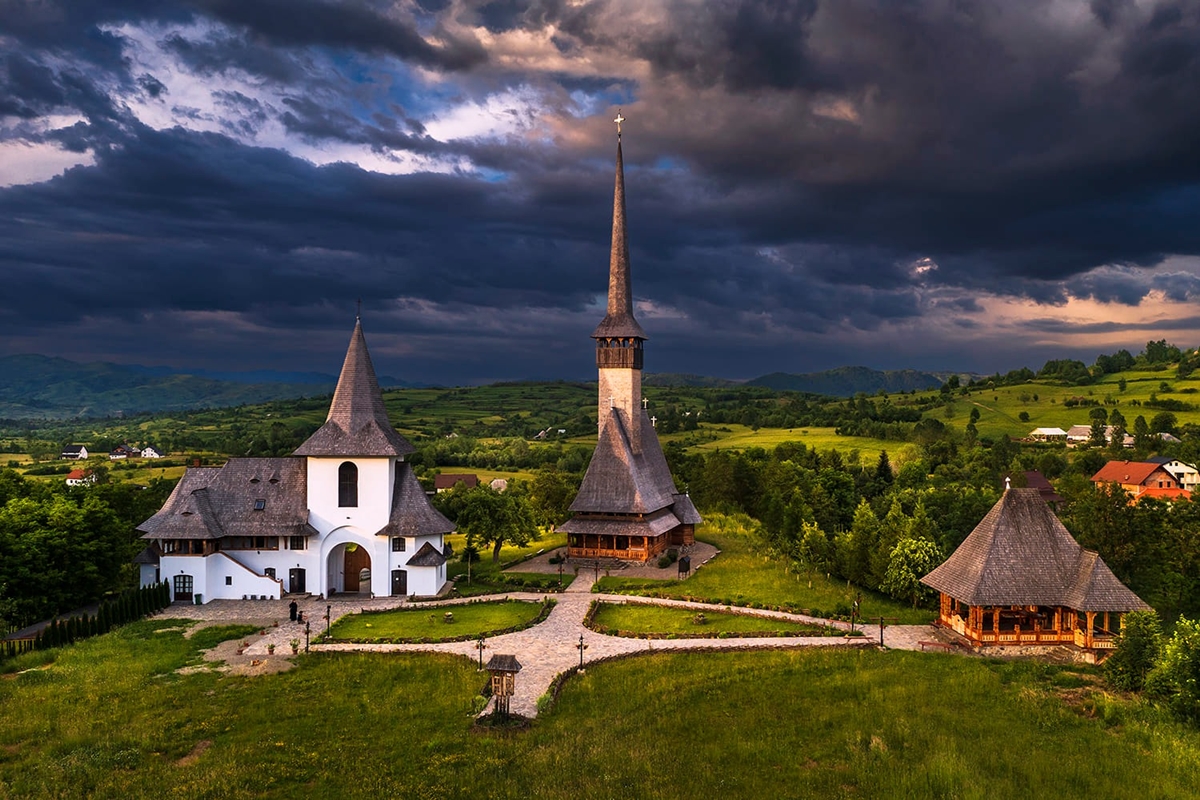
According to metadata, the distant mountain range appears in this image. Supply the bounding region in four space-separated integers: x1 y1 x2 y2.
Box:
0 355 971 420
0 355 421 420
745 366 960 395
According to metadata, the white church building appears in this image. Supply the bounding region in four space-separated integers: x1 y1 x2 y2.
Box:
135 318 453 603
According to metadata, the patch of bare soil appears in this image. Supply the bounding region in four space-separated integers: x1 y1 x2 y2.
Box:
175 740 212 766
175 637 297 678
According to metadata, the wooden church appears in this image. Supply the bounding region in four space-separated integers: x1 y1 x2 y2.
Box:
560 118 701 562
921 486 1150 653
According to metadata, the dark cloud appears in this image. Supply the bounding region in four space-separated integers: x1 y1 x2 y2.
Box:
3 0 1200 381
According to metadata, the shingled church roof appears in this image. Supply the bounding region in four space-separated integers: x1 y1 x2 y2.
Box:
137 458 314 541
591 140 647 341
567 408 678 515
921 488 1149 612
294 318 415 458
375 462 456 539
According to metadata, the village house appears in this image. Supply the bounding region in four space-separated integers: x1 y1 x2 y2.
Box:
135 318 453 604
1090 460 1189 501
560 126 701 562
110 444 140 460
921 486 1150 657
140 445 163 459
434 473 478 493
1147 456 1200 491
60 445 88 460
65 468 96 486
1065 424 1133 448
1027 427 1067 442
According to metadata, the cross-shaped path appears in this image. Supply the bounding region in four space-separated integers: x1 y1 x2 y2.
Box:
308 574 903 718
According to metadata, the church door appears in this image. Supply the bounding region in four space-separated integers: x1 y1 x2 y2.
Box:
289 568 306 594
391 569 407 596
343 546 370 593
173 574 193 602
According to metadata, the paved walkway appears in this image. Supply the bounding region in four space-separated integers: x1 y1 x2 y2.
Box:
160 575 946 718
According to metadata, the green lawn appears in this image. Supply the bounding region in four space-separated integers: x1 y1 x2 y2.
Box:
661 423 915 461
4 621 1200 798
594 516 935 625
589 601 837 636
328 599 547 641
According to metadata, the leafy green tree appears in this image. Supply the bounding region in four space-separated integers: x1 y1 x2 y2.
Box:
1151 412 1179 436
1105 610 1163 691
846 499 880 587
871 498 909 588
527 468 577 527
451 487 538 562
1147 617 1200 721
882 536 942 608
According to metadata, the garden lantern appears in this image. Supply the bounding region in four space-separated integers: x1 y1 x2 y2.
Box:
485 654 521 717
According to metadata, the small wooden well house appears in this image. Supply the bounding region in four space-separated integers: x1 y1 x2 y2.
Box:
485 654 522 716
921 487 1150 655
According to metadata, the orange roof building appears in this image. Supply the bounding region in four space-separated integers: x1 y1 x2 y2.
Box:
1091 460 1187 500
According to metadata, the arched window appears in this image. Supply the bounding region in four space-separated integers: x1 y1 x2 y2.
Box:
338 462 358 507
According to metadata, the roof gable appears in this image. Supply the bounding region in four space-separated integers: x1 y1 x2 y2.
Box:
1091 461 1172 486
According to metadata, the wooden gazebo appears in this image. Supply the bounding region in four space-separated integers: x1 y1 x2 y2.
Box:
921 488 1150 654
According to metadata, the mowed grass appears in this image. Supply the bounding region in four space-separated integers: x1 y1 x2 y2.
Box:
4 623 1200 798
589 602 834 636
329 599 545 641
594 514 935 625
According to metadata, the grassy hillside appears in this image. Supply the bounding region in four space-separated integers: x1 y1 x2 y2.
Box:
939 369 1200 439
3 620 1199 798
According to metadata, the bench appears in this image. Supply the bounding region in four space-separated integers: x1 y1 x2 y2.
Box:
919 640 953 652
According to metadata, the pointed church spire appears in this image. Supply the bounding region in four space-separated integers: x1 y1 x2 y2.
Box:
592 114 647 340
294 317 415 457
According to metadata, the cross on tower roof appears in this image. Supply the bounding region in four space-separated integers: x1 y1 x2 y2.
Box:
614 110 625 138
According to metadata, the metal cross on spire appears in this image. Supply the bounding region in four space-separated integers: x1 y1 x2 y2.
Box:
356 298 362 320
614 109 625 138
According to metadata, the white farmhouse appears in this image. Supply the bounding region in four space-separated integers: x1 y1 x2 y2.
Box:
135 318 453 603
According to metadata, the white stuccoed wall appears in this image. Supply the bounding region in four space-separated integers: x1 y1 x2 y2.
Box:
306 457 395 534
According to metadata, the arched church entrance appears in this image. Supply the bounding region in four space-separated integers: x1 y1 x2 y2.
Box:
327 542 372 595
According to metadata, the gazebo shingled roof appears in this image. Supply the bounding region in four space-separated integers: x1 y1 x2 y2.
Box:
921 488 1149 613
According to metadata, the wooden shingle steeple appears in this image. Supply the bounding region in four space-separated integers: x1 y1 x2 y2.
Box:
562 115 700 563
294 317 415 458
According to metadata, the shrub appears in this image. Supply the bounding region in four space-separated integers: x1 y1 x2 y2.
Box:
1146 617 1200 721
1105 610 1163 692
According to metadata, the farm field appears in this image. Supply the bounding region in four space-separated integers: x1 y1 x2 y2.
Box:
3 620 1200 798
593 514 934 625
666 423 913 460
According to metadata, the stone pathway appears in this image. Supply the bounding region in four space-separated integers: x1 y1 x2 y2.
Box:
158 577 942 718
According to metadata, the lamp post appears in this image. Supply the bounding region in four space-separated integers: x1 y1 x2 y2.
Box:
476 635 488 670
304 621 310 654
577 633 588 670
325 604 331 635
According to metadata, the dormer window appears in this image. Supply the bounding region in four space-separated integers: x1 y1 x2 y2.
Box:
254 499 266 511
339 462 358 507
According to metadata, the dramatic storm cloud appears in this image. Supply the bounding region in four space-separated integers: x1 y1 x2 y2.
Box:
3 0 1200 383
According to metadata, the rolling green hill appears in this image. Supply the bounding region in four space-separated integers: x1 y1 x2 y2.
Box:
747 366 962 396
